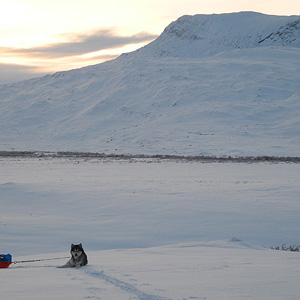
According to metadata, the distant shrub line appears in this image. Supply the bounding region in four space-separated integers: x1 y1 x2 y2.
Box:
0 151 300 163
271 245 300 252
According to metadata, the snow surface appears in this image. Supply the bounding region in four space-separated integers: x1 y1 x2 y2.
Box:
3 241 300 300
1 12 300 299
1 157 300 299
0 12 300 156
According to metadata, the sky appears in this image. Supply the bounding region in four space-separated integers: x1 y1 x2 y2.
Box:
1 0 300 84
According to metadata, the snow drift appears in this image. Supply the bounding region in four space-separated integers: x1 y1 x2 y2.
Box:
0 12 300 156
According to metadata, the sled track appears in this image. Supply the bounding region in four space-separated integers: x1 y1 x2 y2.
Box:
87 270 170 300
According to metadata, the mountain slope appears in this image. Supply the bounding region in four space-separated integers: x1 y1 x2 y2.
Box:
0 12 300 156
133 11 300 58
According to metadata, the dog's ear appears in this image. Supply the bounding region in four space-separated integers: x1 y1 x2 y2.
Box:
79 243 82 248
71 244 74 248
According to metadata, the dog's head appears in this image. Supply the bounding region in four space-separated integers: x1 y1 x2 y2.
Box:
70 243 84 259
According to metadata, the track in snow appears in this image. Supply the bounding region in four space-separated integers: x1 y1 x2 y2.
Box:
87 270 170 300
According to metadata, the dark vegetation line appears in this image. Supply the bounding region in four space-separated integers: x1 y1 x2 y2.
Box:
0 151 299 163
271 244 300 252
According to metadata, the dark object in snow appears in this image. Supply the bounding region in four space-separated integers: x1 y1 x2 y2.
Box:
58 243 88 268
271 244 300 252
0 254 12 268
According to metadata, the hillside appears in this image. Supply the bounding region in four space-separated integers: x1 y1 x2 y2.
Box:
0 12 300 156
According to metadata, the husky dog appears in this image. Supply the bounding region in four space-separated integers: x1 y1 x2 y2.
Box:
58 243 88 268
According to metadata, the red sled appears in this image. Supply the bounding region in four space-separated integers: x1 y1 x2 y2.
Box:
0 254 12 268
0 262 13 268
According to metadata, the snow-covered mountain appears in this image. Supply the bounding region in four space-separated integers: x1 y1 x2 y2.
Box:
1 12 300 156
133 12 300 58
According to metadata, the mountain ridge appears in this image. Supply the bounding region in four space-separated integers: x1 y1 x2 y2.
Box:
129 11 300 58
0 12 300 156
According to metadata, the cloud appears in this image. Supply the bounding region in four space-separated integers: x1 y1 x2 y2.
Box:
10 29 157 58
0 52 118 84
0 28 157 84
0 63 48 84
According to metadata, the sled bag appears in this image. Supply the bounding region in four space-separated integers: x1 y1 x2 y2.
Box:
0 254 12 268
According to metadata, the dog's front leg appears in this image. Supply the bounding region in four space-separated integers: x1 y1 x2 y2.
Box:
57 260 73 268
75 262 81 268
57 264 72 268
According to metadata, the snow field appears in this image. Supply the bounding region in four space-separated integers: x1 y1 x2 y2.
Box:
3 240 300 300
1 158 300 299
1 157 300 254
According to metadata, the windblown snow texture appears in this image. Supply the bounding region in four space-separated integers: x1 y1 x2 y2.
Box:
0 12 300 156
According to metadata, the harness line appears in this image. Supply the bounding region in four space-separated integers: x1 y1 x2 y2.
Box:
13 256 70 264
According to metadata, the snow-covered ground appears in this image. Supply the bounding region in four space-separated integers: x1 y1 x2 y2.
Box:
3 241 300 300
1 157 300 299
1 11 300 299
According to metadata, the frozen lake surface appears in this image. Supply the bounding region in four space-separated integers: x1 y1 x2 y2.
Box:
1 157 299 254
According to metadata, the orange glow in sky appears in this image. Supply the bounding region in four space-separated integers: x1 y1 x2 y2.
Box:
1 0 299 83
